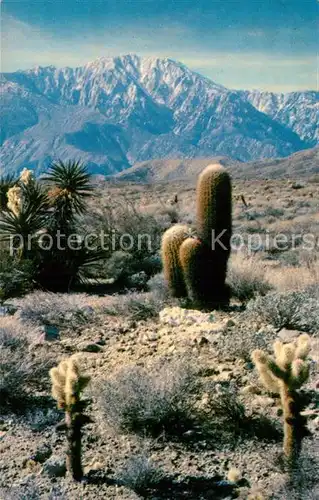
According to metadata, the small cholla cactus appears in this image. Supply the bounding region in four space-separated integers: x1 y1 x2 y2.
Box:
19 168 33 185
252 334 311 467
7 186 24 216
50 356 92 481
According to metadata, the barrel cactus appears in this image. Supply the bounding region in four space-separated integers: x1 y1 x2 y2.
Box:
161 164 232 309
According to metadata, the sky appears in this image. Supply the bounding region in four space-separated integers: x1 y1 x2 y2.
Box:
1 0 318 92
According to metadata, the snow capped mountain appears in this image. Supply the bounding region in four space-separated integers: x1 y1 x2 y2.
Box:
240 90 319 146
0 55 316 176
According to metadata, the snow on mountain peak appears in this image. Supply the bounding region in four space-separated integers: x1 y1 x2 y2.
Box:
0 54 317 176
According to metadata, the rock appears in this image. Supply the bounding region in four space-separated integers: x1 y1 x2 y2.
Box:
241 384 260 395
80 306 94 317
31 443 52 463
78 342 102 353
84 460 105 475
224 319 236 328
42 455 66 477
252 396 276 407
159 307 216 327
140 332 158 343
278 328 301 342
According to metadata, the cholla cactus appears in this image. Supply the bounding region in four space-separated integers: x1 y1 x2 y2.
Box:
252 334 311 467
19 168 33 185
7 186 24 216
50 357 92 481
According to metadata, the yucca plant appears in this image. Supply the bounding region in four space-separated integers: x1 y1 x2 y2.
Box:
38 161 102 290
0 176 48 259
0 174 18 211
0 162 103 292
44 160 93 233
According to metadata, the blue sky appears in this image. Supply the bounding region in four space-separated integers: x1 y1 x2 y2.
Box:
1 0 318 91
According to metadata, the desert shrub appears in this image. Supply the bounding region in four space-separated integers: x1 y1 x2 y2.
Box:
147 272 170 302
227 253 273 302
205 385 246 436
0 252 35 302
203 384 281 443
247 289 319 333
263 207 285 218
103 290 169 321
0 480 65 499
98 360 197 436
12 291 94 327
116 454 164 494
216 323 277 362
81 191 167 288
26 407 61 432
0 317 49 406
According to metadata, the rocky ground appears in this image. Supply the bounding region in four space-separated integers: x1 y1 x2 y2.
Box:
1 299 318 499
1 176 318 499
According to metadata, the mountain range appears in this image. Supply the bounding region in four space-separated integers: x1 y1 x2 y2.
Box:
0 55 318 176
115 147 319 182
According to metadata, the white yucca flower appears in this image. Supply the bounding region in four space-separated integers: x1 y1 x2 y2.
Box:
20 168 33 185
7 186 24 216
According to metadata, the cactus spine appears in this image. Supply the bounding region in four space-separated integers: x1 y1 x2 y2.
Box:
252 334 311 468
161 224 189 297
50 357 92 481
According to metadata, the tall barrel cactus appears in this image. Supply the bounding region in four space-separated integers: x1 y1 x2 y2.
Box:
161 164 232 309
196 164 232 256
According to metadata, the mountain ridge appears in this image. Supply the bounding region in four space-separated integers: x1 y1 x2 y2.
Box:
1 55 317 176
115 147 319 182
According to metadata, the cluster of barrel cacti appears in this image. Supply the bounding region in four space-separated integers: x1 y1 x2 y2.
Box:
252 334 312 468
50 356 92 481
161 164 232 309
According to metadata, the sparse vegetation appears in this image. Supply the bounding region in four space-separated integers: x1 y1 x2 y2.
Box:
0 317 49 407
247 289 319 333
116 454 164 494
12 291 95 327
0 251 35 302
98 360 197 437
102 289 171 321
227 253 273 302
0 174 318 499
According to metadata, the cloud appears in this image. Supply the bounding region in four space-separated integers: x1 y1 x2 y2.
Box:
179 54 315 70
1 14 317 92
